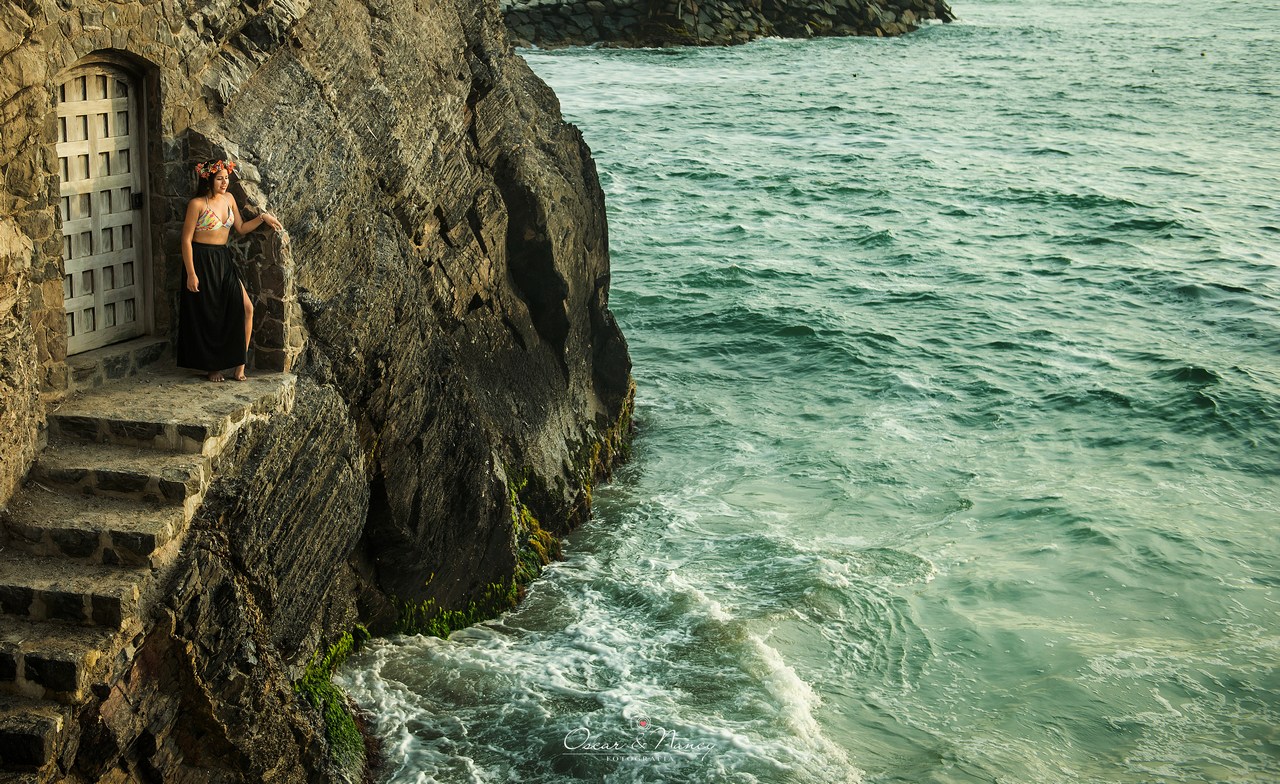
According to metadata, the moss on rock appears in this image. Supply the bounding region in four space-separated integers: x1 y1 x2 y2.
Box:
295 626 372 777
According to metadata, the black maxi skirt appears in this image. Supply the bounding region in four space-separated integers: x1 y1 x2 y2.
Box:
176 241 246 372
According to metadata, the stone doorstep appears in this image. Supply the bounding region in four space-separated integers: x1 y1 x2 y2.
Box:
0 693 71 772
0 552 147 630
48 368 298 458
0 487 184 569
65 336 170 397
31 440 210 521
0 617 139 705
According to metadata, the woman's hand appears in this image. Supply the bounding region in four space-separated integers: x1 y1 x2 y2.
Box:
186 274 200 293
262 212 283 232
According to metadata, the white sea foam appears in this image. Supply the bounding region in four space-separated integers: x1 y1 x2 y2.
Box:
337 518 878 782
744 633 864 783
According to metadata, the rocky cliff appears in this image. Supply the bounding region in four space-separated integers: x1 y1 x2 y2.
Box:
502 0 954 48
0 0 631 780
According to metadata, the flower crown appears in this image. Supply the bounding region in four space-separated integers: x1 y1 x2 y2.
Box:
194 159 236 179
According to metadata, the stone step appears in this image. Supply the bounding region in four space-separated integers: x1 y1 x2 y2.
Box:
30 440 209 520
0 693 72 774
0 553 147 629
47 413 209 455
0 485 184 568
0 617 139 704
48 368 297 457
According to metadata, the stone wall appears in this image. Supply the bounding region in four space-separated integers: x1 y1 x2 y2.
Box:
0 210 42 509
503 0 954 48
1 2 306 508
1 0 632 779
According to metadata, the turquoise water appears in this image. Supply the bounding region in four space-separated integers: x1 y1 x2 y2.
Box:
338 1 1280 781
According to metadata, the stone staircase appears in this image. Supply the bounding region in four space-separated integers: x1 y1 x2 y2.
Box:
0 366 296 780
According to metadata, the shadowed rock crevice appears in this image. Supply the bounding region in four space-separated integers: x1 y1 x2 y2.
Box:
497 174 572 381
590 273 632 414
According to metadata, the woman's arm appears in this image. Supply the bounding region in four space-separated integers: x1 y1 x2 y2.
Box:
231 198 282 234
181 199 200 292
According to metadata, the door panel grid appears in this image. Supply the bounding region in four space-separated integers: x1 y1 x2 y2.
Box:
56 65 146 354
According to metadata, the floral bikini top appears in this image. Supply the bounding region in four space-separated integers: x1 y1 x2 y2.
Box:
194 198 234 232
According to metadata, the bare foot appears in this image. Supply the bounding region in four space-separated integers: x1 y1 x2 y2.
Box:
208 371 225 382
231 365 248 382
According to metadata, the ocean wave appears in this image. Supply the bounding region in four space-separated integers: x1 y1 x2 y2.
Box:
1166 280 1254 301
1105 216 1193 234
336 520 897 783
1051 233 1143 249
995 185 1143 212
1043 386 1136 412
1081 632 1280 782
1119 164 1195 177
1154 365 1221 385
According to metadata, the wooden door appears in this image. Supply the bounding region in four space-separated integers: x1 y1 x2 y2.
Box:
56 64 147 354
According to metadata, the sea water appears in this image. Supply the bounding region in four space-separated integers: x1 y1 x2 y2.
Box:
338 1 1280 780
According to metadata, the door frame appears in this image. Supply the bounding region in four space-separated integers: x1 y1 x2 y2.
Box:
54 55 155 355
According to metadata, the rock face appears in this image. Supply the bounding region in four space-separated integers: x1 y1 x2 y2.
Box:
0 0 632 781
76 380 372 783
502 0 954 48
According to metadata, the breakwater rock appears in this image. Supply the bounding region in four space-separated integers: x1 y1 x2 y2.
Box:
503 0 954 48
0 0 631 780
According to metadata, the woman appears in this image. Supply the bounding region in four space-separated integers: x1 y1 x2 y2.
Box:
176 159 283 382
